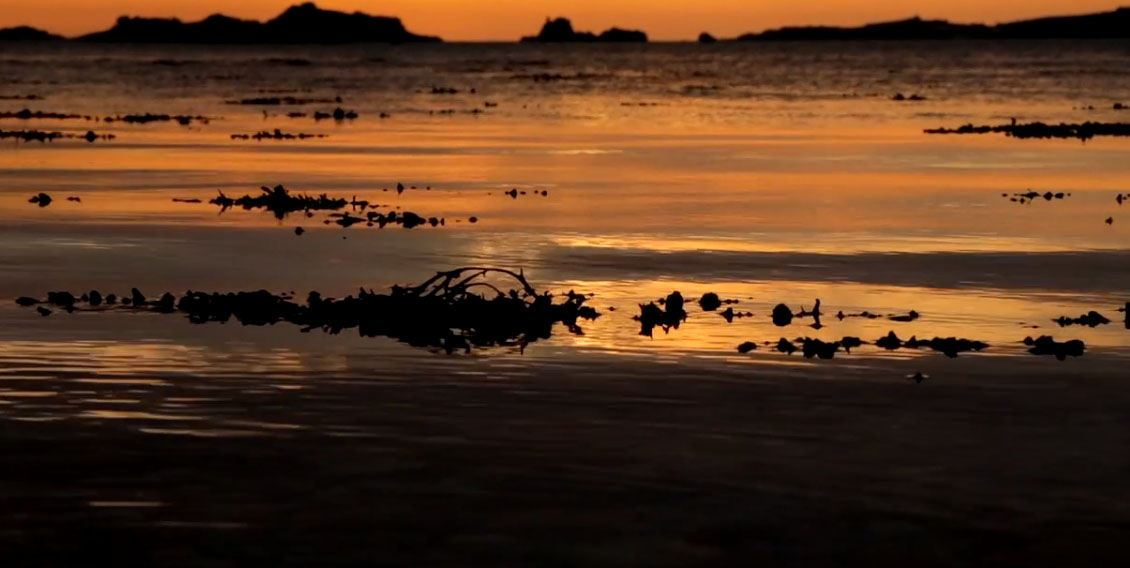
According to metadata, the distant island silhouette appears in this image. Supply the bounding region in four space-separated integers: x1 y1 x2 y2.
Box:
0 3 440 44
3 5 1130 43
521 18 648 43
735 7 1130 40
0 26 62 42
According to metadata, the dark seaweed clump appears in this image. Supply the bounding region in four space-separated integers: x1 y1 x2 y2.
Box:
874 331 989 358
106 113 211 125
210 185 346 219
636 292 687 337
0 129 114 143
1004 190 1068 204
313 108 358 121
925 121 1130 141
226 96 342 105
0 109 84 120
15 268 599 354
231 130 327 141
1024 336 1086 360
1054 311 1110 328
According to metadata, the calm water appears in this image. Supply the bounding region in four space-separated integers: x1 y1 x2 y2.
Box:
1 40 1129 421
4 40 1130 565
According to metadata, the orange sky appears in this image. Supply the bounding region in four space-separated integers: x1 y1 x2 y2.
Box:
1 0 1126 40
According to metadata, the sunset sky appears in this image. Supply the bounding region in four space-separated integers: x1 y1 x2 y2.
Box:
1 0 1126 40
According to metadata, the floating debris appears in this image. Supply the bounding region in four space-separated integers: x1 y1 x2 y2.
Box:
1105 216 1114 225
1054 311 1111 327
231 129 328 141
736 341 757 354
294 227 305 236
635 292 687 337
926 121 1130 141
905 336 989 358
171 198 201 203
908 371 928 384
16 268 599 354
66 196 81 202
1024 336 1085 360
28 192 52 207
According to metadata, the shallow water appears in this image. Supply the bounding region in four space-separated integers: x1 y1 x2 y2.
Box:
2 41 1130 563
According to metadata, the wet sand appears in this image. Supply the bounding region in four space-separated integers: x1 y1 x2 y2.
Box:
3 355 1129 566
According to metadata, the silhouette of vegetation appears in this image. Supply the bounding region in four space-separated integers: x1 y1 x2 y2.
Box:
15 268 598 354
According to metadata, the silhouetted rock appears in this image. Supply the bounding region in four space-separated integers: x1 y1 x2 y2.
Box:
208 185 347 219
699 293 722 311
737 341 757 354
78 3 440 44
15 297 38 307
521 17 647 42
1025 335 1085 360
909 372 928 384
772 304 794 327
698 32 717 43
598 28 647 42
1106 217 1114 225
0 26 63 41
36 306 52 317
28 193 52 207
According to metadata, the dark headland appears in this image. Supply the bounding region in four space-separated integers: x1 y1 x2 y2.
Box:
0 26 63 41
735 7 1130 40
0 3 439 44
520 18 648 42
